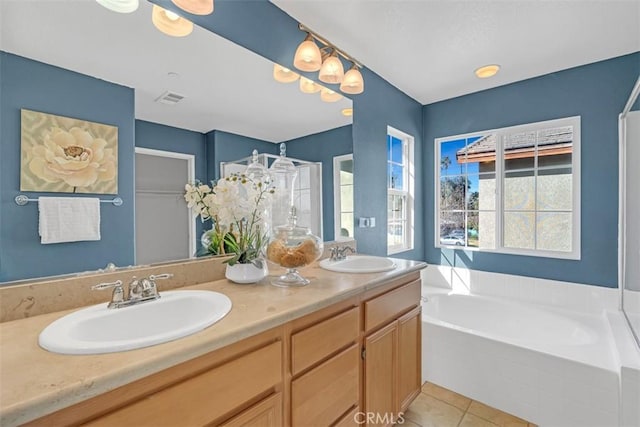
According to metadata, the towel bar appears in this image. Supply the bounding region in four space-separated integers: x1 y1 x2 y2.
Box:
14 194 123 206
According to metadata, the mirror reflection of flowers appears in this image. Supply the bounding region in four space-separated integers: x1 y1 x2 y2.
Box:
184 173 274 267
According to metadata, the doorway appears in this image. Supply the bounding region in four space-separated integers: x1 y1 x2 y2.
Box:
135 147 195 265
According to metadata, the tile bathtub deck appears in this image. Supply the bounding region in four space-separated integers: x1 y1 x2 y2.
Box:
403 383 537 427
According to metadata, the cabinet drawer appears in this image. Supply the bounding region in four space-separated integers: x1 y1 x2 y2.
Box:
292 344 359 426
364 279 420 333
84 341 282 427
292 306 359 375
220 393 282 427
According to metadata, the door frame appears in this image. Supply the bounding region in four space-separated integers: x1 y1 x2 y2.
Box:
333 153 353 241
134 147 196 262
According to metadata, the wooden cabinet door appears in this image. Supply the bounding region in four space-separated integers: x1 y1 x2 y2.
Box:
396 306 421 412
364 322 397 427
220 393 282 427
291 344 360 426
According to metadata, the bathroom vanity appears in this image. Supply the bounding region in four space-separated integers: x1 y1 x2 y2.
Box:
0 259 424 426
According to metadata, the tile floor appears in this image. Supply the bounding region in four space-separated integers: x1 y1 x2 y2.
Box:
402 382 537 427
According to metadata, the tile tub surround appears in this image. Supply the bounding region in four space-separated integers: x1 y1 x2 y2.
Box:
421 264 619 315
0 257 422 426
0 240 356 323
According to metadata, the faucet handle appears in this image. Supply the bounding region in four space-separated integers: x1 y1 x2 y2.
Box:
91 280 123 291
149 273 173 281
91 280 124 307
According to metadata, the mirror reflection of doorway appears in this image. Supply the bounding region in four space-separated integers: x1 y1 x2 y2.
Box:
334 154 354 241
135 148 195 265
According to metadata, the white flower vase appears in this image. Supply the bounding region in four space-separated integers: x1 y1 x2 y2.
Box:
225 261 268 284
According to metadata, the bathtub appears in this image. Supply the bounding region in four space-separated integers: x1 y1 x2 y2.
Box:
422 291 620 427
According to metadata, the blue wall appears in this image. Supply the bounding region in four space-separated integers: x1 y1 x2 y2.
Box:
352 71 424 260
207 130 277 181
423 52 640 288
135 120 208 250
285 125 353 241
0 52 136 282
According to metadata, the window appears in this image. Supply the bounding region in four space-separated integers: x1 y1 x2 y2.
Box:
388 127 414 254
435 116 580 259
333 154 354 241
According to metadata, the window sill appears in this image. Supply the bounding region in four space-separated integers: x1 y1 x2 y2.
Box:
435 243 581 261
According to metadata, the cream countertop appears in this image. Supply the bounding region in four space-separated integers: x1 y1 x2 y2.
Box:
0 259 426 426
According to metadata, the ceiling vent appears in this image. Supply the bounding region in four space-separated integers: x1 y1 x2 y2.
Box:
155 91 185 105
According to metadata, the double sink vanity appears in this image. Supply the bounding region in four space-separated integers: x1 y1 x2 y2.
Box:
0 250 425 426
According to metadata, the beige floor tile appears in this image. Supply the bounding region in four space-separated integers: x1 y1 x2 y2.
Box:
396 420 421 427
403 393 464 427
459 413 499 427
467 401 529 427
421 382 472 411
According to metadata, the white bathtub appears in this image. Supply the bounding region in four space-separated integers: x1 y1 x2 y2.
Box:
422 291 620 427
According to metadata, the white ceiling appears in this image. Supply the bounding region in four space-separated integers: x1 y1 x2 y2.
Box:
0 0 352 143
272 0 640 105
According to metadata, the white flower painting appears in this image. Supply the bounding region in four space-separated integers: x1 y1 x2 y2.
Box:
20 109 118 194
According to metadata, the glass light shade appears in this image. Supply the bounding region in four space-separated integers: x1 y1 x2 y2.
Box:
299 77 320 94
340 66 364 94
95 0 139 13
172 0 213 15
152 5 193 37
293 35 322 72
475 64 500 78
273 64 300 83
320 87 343 103
318 53 344 84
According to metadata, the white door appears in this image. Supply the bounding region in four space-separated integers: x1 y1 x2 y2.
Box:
135 148 195 265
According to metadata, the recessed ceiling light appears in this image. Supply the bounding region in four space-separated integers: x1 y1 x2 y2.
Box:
475 64 500 79
341 108 353 117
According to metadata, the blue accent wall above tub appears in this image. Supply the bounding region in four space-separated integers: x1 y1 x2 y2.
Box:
423 52 640 288
0 52 135 282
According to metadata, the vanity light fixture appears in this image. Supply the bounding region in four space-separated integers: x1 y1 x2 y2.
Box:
318 50 344 84
475 64 500 78
152 5 193 37
320 87 343 103
95 0 139 13
299 77 321 94
340 64 364 95
341 108 353 117
273 64 300 83
293 33 322 72
172 0 213 15
293 24 364 95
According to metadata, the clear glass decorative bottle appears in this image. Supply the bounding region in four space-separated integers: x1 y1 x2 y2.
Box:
269 143 297 229
266 207 323 287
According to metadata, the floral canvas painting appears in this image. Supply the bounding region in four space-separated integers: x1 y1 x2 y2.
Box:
20 109 118 194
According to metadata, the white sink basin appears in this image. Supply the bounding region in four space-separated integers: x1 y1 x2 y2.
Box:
39 290 232 355
319 255 397 273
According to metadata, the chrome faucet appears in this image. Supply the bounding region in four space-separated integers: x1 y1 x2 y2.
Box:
329 245 356 261
92 273 172 309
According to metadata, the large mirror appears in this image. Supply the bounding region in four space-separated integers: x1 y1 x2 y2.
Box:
0 0 353 284
621 76 640 347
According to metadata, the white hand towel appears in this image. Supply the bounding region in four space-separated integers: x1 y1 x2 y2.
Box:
38 197 101 244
